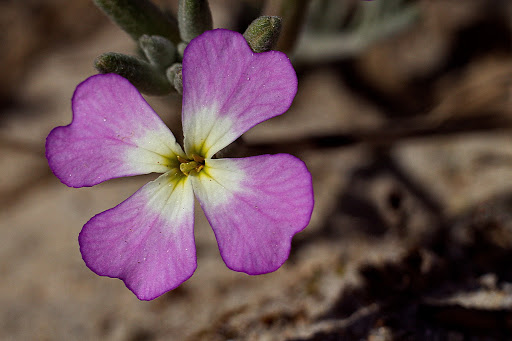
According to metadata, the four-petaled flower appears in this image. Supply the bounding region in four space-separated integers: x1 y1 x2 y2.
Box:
46 29 314 300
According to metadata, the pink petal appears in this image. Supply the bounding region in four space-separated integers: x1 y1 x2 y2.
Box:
46 74 184 188
79 173 196 300
190 154 314 274
181 29 298 158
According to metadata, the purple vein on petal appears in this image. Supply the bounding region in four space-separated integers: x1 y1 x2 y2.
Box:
46 73 185 188
79 172 196 300
190 154 314 275
181 29 298 158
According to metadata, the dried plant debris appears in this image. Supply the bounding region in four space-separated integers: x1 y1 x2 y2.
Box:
292 194 512 340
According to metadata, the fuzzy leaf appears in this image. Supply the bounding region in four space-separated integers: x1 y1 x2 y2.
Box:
93 0 180 44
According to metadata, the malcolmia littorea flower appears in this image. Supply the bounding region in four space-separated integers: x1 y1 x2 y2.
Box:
46 29 314 300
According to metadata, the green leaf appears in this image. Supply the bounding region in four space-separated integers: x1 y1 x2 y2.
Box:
93 0 180 44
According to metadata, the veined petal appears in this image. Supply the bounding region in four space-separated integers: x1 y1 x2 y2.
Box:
182 29 297 158
190 154 313 274
79 171 196 301
46 74 184 188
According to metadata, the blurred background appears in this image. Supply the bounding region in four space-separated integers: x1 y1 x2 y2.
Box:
2 0 512 339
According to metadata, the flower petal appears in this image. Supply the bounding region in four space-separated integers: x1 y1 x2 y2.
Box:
46 74 184 188
190 154 314 274
182 29 298 158
79 172 196 300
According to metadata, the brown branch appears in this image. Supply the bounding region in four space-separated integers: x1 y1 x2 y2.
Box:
243 115 512 155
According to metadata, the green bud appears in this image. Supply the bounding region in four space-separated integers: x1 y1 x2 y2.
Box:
243 16 282 53
93 0 180 44
94 52 171 95
177 42 188 58
139 35 177 70
178 0 213 43
166 63 183 95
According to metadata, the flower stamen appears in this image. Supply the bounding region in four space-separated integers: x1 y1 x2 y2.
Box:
178 154 205 176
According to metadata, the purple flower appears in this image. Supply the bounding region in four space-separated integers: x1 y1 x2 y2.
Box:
46 29 314 300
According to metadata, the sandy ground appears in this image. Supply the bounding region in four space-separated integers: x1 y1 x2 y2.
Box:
2 0 512 340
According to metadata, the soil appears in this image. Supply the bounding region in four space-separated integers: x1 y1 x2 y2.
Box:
2 0 512 340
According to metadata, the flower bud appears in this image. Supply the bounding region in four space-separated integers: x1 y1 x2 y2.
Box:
166 63 183 95
139 35 177 70
94 52 171 95
243 16 282 53
178 0 213 43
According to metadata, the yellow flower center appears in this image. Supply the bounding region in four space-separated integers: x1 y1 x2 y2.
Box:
177 154 205 176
